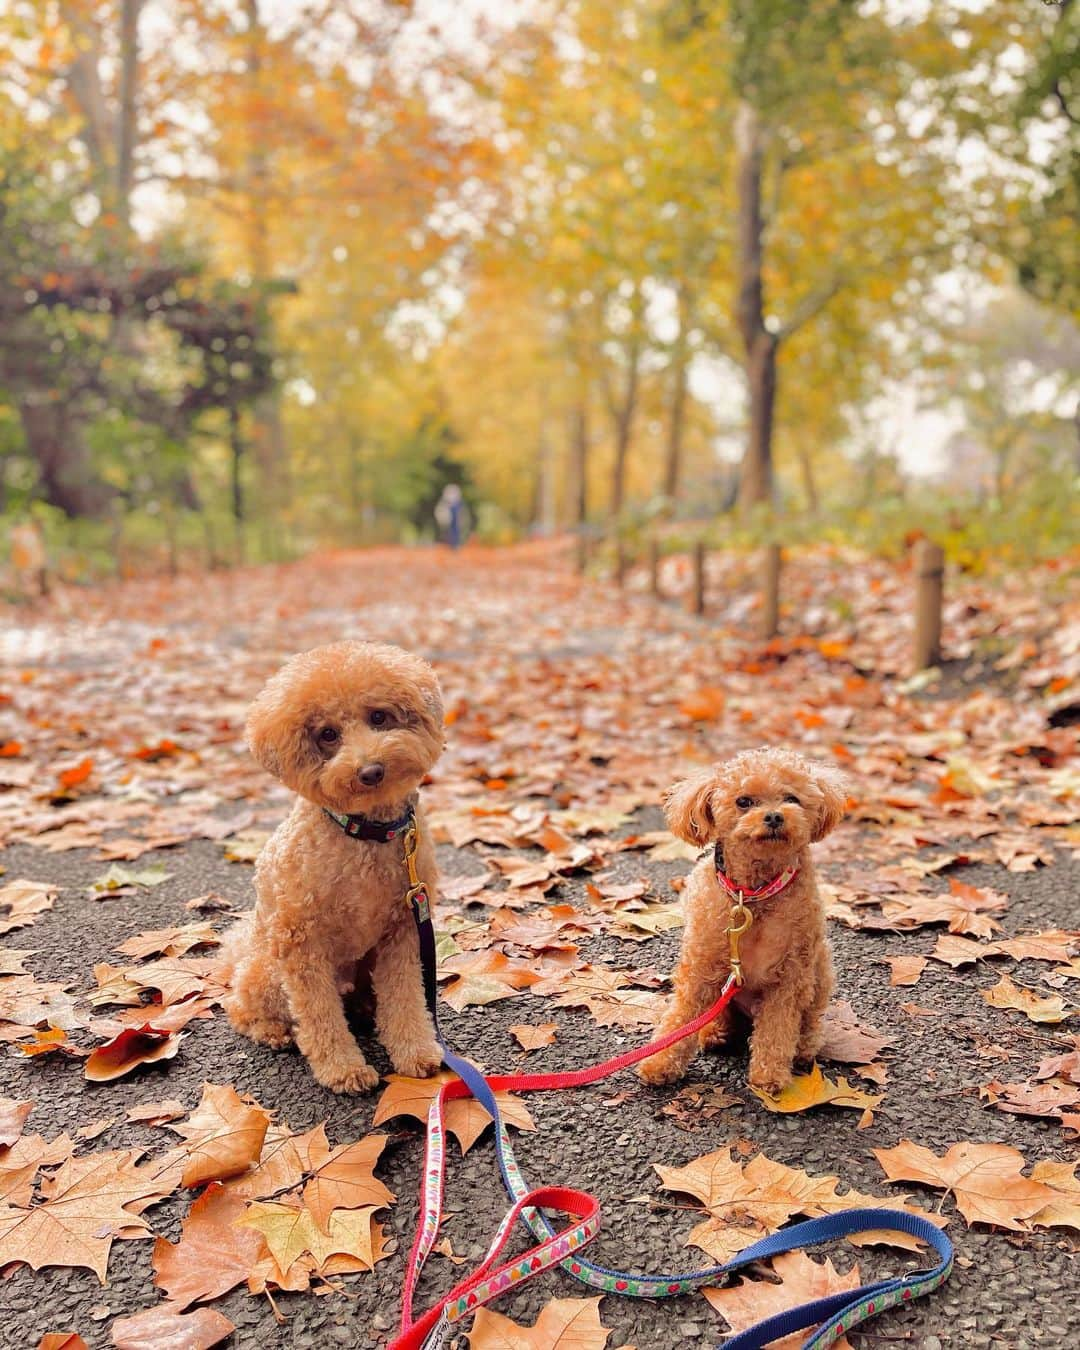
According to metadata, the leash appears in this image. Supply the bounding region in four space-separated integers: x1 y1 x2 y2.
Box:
387 822 953 1349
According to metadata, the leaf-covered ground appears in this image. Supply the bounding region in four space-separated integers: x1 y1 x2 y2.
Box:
0 541 1077 1349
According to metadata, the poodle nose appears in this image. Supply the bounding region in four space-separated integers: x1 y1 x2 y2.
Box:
359 763 385 788
763 810 785 830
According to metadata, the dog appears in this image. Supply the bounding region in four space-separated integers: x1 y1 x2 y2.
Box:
638 748 848 1095
220 640 445 1093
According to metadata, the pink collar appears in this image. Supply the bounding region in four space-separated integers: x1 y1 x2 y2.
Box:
714 861 799 902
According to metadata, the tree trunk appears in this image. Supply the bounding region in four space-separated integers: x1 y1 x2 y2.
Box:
17 398 112 517
796 441 819 514
610 335 642 517
117 0 143 236
663 287 691 502
229 404 245 561
734 100 778 511
569 391 590 571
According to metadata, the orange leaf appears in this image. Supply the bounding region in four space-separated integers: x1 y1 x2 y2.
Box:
84 1025 183 1082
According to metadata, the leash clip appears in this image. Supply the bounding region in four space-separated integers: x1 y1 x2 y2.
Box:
727 896 752 987
402 820 430 920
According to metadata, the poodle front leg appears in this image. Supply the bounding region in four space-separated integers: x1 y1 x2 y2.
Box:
280 952 378 1094
638 969 726 1087
748 983 805 1096
373 923 441 1079
226 956 292 1048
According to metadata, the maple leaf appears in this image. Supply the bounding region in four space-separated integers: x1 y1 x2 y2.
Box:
0 1096 33 1148
84 1025 184 1082
373 1072 535 1154
37 1338 87 1350
236 1200 386 1273
981 974 1077 1025
0 947 37 975
439 948 542 1011
88 863 172 897
301 1134 395 1230
816 1000 892 1065
467 1297 611 1350
125 1099 187 1125
1 972 84 1031
874 1140 1057 1229
0 1132 73 1207
153 1183 266 1308
883 954 926 986
219 1123 332 1202
110 1306 234 1350
0 879 58 935
1028 1161 1080 1231
879 877 1009 938
749 1064 883 1120
168 1083 271 1187
983 1076 1080 1118
704 1250 862 1350
114 922 220 959
0 1148 178 1282
509 1022 559 1051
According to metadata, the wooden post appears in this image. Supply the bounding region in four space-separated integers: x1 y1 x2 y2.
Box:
649 537 661 600
913 539 944 669
614 535 628 588
761 543 781 639
690 540 706 615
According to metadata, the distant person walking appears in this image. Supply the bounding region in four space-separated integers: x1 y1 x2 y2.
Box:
435 483 469 549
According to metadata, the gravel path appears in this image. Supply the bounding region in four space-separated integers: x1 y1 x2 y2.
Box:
0 545 1076 1349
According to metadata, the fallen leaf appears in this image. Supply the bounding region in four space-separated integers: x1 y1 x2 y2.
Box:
874 1140 1056 1229
153 1183 266 1308
110 1306 233 1350
509 1022 559 1051
85 1026 184 1083
125 1100 187 1126
0 879 58 935
38 1338 88 1350
373 1072 535 1154
301 1134 395 1230
883 955 927 986
0 1096 34 1147
704 1250 860 1350
114 923 219 959
750 1065 883 1117
168 1083 271 1187
981 974 1077 1025
467 1297 611 1349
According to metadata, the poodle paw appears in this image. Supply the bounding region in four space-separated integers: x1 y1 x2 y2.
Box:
749 1066 793 1097
315 1055 380 1095
638 1054 687 1087
247 1018 293 1049
699 1024 731 1053
392 1042 443 1079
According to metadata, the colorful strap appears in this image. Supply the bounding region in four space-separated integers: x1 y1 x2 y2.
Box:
323 803 414 842
714 858 799 902
395 890 952 1349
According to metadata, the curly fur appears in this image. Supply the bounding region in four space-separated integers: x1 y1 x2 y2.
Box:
639 748 849 1095
219 641 445 1094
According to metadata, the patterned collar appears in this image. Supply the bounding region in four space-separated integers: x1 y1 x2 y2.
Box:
323 803 415 843
713 843 799 902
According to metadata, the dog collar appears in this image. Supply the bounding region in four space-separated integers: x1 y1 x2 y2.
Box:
713 844 798 902
324 804 415 843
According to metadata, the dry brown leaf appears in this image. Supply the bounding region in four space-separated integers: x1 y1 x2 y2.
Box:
981 974 1077 1025
110 1306 234 1350
816 1000 892 1065
749 1065 883 1118
37 1337 88 1350
237 1200 386 1273
874 1140 1056 1229
85 1025 184 1083
153 1183 266 1308
509 1022 559 1051
125 1100 187 1126
0 1096 34 1147
704 1250 861 1350
0 879 58 935
883 955 927 986
468 1297 611 1350
301 1134 395 1230
168 1083 271 1187
373 1072 535 1154
114 922 219 960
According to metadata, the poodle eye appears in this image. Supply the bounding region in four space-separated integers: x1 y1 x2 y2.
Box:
735 795 753 809
317 726 339 748
783 794 801 805
368 709 389 728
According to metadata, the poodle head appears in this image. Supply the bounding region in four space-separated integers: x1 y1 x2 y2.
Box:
246 641 444 815
664 748 849 863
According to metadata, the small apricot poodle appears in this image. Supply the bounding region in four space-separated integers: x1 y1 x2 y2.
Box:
639 748 848 1096
220 640 445 1094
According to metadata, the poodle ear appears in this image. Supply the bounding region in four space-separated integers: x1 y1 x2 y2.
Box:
811 765 850 841
245 686 310 782
663 769 717 846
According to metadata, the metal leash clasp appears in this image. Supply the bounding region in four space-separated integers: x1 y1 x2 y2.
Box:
726 895 753 987
401 819 429 918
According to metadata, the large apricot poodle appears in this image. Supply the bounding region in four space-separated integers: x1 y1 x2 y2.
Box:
220 641 444 1093
639 748 848 1096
